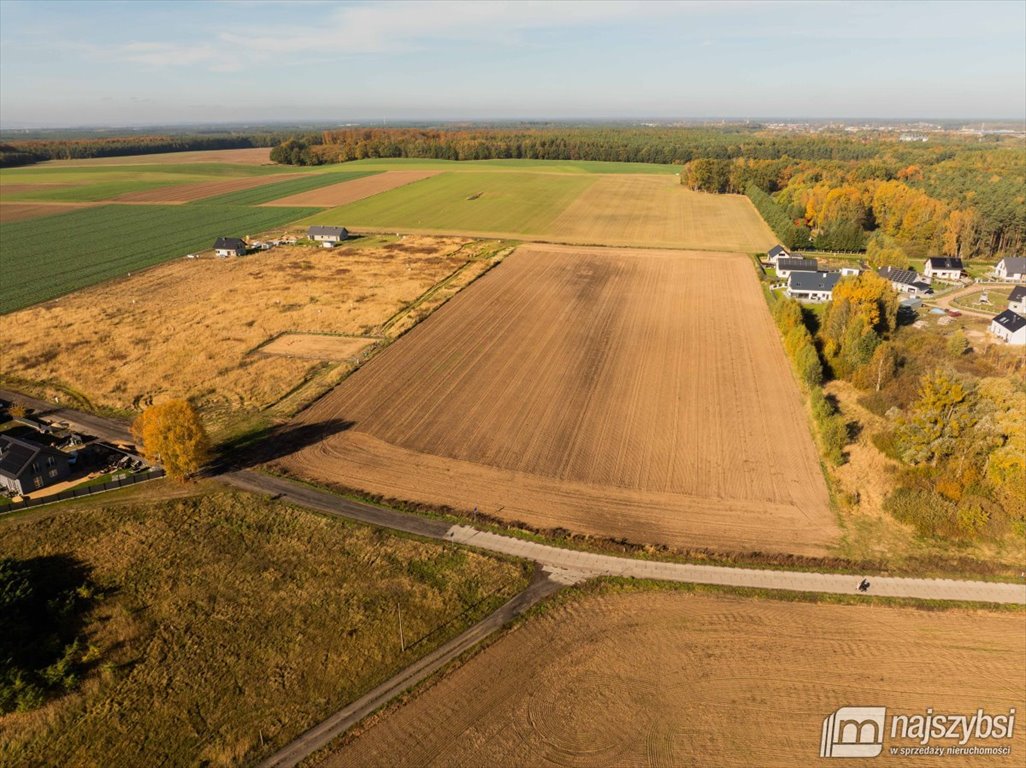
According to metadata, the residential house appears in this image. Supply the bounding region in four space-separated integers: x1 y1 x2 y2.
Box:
307 225 349 248
1008 285 1026 315
213 237 247 258
839 266 862 277
994 257 1026 281
923 257 964 281
877 266 931 297
767 244 789 264
989 309 1026 346
775 257 818 279
786 271 841 303
0 435 71 496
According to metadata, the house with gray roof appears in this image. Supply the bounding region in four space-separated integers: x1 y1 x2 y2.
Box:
0 435 71 496
786 271 842 303
994 257 1026 281
924 257 964 281
767 244 789 264
213 237 247 258
308 225 349 247
775 257 818 279
1008 285 1026 315
989 309 1026 346
877 266 931 297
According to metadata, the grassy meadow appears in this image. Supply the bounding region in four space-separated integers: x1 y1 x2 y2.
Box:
0 485 529 767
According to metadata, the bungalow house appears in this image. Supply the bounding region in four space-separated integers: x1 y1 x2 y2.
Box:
1008 285 1026 315
989 309 1026 346
767 244 789 264
877 266 931 297
994 257 1026 281
0 435 71 496
307 225 349 247
775 257 818 279
213 237 247 258
786 271 841 303
923 257 964 281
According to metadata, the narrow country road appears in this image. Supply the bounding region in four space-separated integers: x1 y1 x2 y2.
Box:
0 388 133 444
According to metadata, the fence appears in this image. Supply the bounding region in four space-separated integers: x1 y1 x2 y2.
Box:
0 467 165 514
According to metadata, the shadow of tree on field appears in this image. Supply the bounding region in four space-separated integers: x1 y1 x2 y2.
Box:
211 418 355 473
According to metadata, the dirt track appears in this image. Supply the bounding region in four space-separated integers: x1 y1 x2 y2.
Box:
323 590 1026 768
280 244 837 555
263 170 440 207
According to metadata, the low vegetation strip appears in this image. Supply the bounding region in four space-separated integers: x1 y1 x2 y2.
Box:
0 203 316 312
0 489 529 766
261 170 441 208
190 171 376 207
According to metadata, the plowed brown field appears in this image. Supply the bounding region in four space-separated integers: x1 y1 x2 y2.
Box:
280 244 836 554
324 590 1026 768
0 202 96 222
114 173 303 203
263 170 440 207
548 175 777 251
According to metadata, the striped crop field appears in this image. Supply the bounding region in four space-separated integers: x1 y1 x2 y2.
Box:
0 204 316 313
190 171 377 206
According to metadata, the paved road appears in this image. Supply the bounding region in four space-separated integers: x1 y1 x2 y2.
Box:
0 388 133 444
256 565 583 768
230 470 1026 605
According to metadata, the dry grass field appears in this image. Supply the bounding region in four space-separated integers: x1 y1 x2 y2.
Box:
113 173 304 203
326 588 1026 768
264 170 440 207
0 202 95 222
0 487 528 767
260 334 376 361
548 175 776 251
0 236 484 425
280 244 836 555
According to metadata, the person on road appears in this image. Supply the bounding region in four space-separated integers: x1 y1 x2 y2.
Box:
858 578 871 593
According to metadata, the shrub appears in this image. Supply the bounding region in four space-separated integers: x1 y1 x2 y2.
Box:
884 487 955 537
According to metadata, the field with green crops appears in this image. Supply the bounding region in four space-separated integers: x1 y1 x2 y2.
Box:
191 170 376 206
329 157 680 174
0 204 315 312
304 171 596 234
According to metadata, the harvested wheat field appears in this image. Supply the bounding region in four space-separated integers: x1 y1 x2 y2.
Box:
260 333 376 361
281 244 836 554
324 589 1026 768
0 201 96 222
264 170 440 207
0 236 488 424
113 172 303 203
40 146 275 166
548 175 776 251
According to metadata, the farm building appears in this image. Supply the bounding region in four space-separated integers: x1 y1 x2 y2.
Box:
307 225 349 247
775 257 818 279
989 309 1026 346
877 266 931 297
924 257 964 281
767 244 789 264
0 435 71 496
213 237 247 258
786 271 841 303
1008 285 1026 314
994 257 1026 281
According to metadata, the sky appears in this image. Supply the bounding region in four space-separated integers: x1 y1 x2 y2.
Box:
1 0 1024 128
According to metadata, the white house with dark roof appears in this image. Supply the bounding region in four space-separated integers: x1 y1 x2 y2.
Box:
775 257 818 279
989 309 1026 346
213 237 247 258
994 257 1026 281
1008 285 1026 315
767 244 789 264
877 266 931 297
786 271 841 303
307 225 349 247
924 257 964 281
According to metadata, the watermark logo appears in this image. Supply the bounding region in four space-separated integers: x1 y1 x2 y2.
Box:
821 706 886 758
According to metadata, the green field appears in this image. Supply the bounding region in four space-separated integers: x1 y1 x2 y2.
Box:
191 170 376 206
305 171 596 234
0 204 315 312
328 157 680 174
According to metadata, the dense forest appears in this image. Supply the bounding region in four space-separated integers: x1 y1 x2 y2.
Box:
269 126 1025 262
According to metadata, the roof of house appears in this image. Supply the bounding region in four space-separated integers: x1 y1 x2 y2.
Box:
0 435 63 481
308 225 349 237
213 237 246 250
788 271 842 292
998 257 1026 272
1008 285 1026 303
926 257 964 271
912 281 934 294
768 244 788 259
877 266 918 285
777 257 818 271
992 309 1026 334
